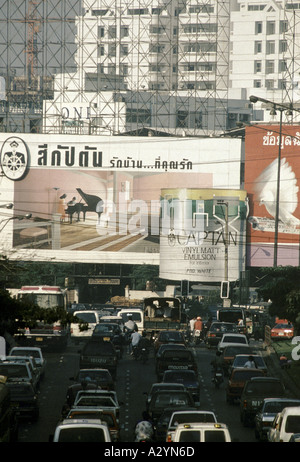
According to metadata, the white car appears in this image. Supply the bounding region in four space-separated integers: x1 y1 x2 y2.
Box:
71 310 100 343
9 346 46 378
171 422 231 442
268 406 300 442
166 410 217 442
51 419 111 442
217 333 248 352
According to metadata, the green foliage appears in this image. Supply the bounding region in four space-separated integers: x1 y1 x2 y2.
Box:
258 266 300 330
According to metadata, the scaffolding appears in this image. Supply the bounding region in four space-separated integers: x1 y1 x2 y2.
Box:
0 0 231 135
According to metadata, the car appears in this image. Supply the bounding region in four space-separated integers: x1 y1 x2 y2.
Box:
144 383 187 412
268 406 300 442
222 345 255 375
271 322 294 340
165 409 217 442
217 333 248 352
170 422 231 442
9 347 47 379
162 370 200 403
155 343 187 361
230 354 268 375
240 377 286 426
148 389 195 424
5 355 41 387
92 323 125 358
71 310 100 343
153 330 186 355
0 376 18 442
69 368 115 390
226 367 265 403
79 339 118 379
72 389 121 421
154 407 197 441
254 398 300 441
6 381 39 421
205 322 239 348
51 419 111 442
289 433 300 442
155 347 198 380
66 408 120 442
0 361 38 392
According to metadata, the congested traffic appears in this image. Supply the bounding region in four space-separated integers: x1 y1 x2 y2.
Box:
0 300 299 443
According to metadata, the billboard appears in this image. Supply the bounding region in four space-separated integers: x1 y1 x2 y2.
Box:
0 133 243 267
245 125 300 267
159 188 248 282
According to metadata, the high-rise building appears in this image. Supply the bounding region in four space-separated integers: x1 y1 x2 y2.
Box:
1 0 300 135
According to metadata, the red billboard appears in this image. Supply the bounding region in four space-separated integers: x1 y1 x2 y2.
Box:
245 125 300 267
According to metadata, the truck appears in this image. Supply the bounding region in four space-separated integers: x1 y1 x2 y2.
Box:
143 296 187 336
14 285 69 351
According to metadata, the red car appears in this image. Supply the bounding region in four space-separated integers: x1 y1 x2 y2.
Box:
271 322 294 340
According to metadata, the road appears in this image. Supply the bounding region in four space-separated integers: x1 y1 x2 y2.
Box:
16 338 271 443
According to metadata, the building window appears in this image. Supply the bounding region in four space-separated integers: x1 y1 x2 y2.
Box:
279 60 288 72
266 21 276 34
254 80 262 88
280 20 288 34
255 21 263 34
176 110 189 128
98 26 105 38
255 41 262 54
279 40 287 53
265 79 275 89
98 45 105 57
266 41 275 54
121 26 129 38
254 61 262 73
266 60 275 74
126 108 151 124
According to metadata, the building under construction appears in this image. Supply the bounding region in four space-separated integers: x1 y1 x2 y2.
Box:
1 0 300 135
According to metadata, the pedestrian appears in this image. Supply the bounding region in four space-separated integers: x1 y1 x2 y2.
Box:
131 327 141 356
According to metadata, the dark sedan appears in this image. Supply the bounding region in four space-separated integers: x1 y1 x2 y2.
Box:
92 323 125 358
162 369 200 403
205 322 239 348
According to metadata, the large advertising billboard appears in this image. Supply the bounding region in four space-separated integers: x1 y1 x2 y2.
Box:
159 188 248 282
245 125 300 267
0 133 243 267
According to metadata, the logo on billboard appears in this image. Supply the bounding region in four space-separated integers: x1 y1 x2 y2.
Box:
0 136 30 181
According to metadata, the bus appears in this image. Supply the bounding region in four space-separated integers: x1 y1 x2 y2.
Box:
16 285 69 351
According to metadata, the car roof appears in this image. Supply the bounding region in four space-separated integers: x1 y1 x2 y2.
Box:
249 376 281 382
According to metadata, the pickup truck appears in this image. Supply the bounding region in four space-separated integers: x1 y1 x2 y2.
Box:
143 297 187 336
156 348 198 380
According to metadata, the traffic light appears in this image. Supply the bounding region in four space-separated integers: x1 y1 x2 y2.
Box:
181 280 189 296
220 281 229 299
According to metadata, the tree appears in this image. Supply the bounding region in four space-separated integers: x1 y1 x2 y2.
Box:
258 266 300 333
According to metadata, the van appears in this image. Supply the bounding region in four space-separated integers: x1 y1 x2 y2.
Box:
268 406 300 442
51 419 111 442
171 422 231 442
71 310 100 343
117 308 144 332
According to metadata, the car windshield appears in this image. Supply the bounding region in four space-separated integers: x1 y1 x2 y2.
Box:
170 413 215 427
152 392 191 407
285 416 300 433
0 364 28 378
224 346 252 356
7 383 34 397
119 312 141 322
233 356 265 368
94 324 117 334
244 381 284 396
210 323 238 333
75 313 97 323
222 335 246 344
273 323 292 329
69 412 115 428
77 370 112 383
159 332 183 342
11 349 41 360
264 401 300 413
178 430 226 442
57 427 106 442
82 342 115 356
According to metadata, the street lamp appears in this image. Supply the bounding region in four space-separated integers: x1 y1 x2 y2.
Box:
0 213 32 233
249 95 297 267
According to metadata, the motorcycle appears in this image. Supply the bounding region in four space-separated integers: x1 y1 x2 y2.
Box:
212 367 224 389
193 329 202 345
